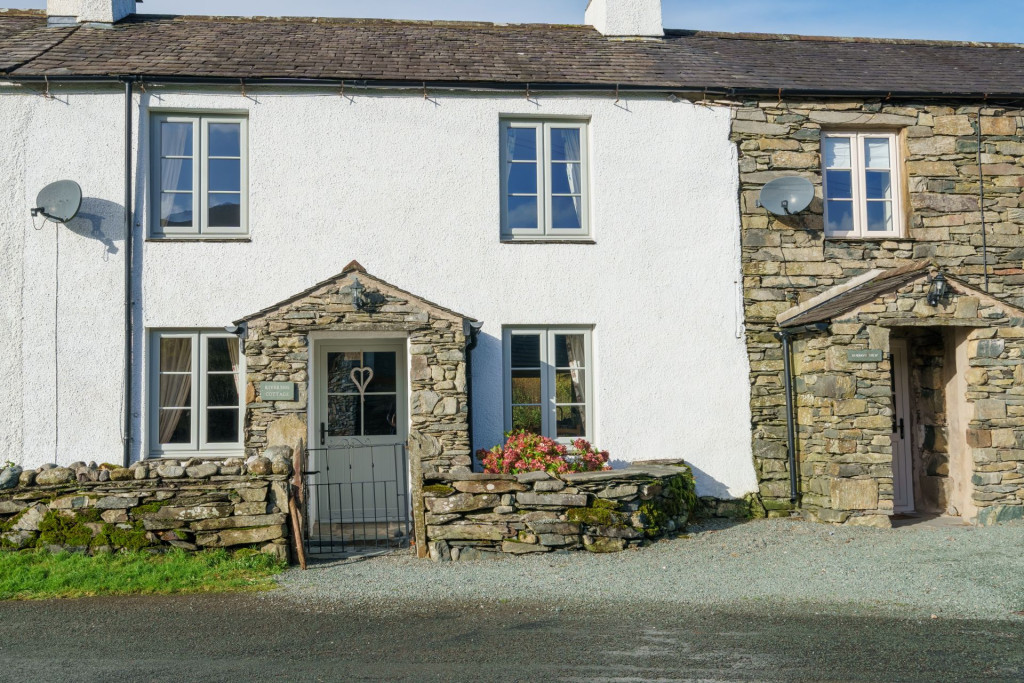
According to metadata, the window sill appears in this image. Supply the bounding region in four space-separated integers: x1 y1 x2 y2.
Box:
825 236 913 243
501 239 596 245
146 452 244 460
146 237 252 243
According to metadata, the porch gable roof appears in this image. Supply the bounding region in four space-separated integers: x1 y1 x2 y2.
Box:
234 260 477 326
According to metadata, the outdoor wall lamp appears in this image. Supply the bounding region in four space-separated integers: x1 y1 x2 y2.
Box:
927 272 949 307
351 277 368 311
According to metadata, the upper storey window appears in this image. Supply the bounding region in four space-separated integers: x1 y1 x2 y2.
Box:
822 131 903 239
151 114 248 238
501 119 590 241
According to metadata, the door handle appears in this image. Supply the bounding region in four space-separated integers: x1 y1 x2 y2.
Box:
320 422 326 446
898 418 905 440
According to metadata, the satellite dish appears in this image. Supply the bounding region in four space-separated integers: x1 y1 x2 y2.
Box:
32 180 82 224
757 177 814 216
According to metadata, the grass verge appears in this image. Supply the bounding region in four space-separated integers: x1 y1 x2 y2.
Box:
0 549 287 601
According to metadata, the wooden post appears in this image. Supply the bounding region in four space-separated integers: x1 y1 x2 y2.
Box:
408 442 428 559
290 440 308 570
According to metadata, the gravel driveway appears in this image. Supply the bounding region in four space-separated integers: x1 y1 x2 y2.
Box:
276 517 1024 620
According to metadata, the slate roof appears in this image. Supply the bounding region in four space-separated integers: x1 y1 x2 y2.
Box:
777 261 932 327
2 9 1024 97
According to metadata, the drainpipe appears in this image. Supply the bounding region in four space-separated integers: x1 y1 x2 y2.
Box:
976 114 990 292
774 322 829 504
464 320 484 468
122 77 135 467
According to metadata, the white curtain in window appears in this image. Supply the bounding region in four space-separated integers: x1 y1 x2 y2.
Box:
160 123 192 222
561 130 582 219
565 335 586 403
158 339 193 443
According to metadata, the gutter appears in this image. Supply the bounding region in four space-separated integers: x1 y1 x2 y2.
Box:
3 74 1024 102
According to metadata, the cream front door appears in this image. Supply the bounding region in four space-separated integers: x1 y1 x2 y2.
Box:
891 340 915 514
314 341 408 523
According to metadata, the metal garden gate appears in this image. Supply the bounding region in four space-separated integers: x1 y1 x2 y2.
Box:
301 442 412 557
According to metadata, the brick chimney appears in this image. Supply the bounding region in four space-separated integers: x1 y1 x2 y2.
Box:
585 0 664 38
47 0 137 26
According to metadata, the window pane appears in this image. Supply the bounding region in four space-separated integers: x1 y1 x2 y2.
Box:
507 162 538 195
207 374 239 408
207 338 237 372
159 409 191 444
161 122 193 157
512 369 542 404
824 137 851 168
208 194 241 228
159 374 192 408
209 123 241 157
506 128 537 161
825 169 852 200
552 196 583 229
553 334 585 368
550 128 581 161
551 162 581 195
161 192 193 228
510 334 541 368
364 352 397 393
512 405 542 434
866 202 893 232
328 395 360 436
507 196 538 229
327 352 361 393
556 406 586 438
207 409 239 443
865 170 892 200
864 138 891 169
556 370 586 404
209 159 241 192
826 200 854 232
364 395 398 436
161 159 193 192
160 338 192 372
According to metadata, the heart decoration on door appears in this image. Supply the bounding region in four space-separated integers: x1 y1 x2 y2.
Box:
350 366 374 398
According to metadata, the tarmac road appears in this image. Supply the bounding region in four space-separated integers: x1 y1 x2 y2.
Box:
0 593 1022 682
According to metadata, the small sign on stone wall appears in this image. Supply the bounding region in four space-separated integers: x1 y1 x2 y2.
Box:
847 349 884 363
260 382 296 401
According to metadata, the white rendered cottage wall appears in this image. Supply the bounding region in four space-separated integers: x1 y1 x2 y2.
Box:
2 86 757 498
0 90 127 469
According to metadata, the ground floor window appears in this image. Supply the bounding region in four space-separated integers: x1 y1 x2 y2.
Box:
503 327 593 442
149 330 243 456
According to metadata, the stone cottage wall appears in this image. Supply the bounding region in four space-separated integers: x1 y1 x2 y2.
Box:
421 461 696 560
241 270 472 474
729 97 1024 515
0 459 292 558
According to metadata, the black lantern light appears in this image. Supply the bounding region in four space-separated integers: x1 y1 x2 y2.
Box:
927 272 949 307
350 277 367 310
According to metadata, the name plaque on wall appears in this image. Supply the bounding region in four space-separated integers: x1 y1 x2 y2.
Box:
260 382 296 401
847 349 884 363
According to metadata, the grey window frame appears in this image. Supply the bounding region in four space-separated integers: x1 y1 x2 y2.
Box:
150 113 249 238
500 119 591 241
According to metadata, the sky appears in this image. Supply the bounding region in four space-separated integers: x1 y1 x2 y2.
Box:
14 0 1024 42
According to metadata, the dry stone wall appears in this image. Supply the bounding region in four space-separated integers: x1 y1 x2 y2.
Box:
730 97 1024 518
421 460 696 560
0 458 292 559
